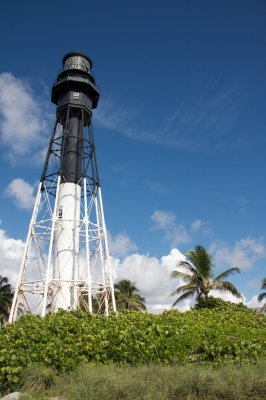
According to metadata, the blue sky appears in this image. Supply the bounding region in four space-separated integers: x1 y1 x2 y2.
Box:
0 0 265 311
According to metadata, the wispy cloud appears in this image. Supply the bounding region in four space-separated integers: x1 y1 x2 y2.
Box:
239 196 248 214
190 219 211 235
145 180 168 194
150 209 266 272
150 210 211 246
158 79 246 151
94 78 247 152
0 72 247 165
94 97 134 133
150 210 191 246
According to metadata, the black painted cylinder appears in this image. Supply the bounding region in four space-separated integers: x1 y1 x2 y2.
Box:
61 113 83 184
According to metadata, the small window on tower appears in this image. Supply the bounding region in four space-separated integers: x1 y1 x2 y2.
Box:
58 209 63 218
73 92 80 99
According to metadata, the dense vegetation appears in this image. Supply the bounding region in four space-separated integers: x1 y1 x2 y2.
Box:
0 299 265 392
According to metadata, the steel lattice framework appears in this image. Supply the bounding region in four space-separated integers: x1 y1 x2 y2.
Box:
9 53 116 322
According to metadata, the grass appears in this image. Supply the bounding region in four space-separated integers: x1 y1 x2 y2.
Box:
19 359 266 400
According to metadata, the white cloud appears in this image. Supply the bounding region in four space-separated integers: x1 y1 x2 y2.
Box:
111 248 187 312
110 239 264 313
0 222 187 312
205 291 263 312
108 231 138 258
0 224 262 314
5 178 35 210
150 211 212 247
151 210 176 230
150 297 193 313
210 290 243 304
211 237 266 270
0 73 50 163
245 294 262 309
212 292 265 310
0 228 24 285
151 210 191 246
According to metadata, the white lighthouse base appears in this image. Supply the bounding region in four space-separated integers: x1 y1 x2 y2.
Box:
52 182 81 312
9 176 116 321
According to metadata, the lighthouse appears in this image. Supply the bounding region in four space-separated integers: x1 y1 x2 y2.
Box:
9 52 116 322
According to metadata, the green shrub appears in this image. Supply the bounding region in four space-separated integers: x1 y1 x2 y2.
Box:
0 307 265 391
194 296 249 310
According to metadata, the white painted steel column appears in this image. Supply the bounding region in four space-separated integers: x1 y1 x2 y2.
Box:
52 182 81 311
9 182 43 323
95 195 108 315
42 176 61 317
98 187 117 313
83 178 92 313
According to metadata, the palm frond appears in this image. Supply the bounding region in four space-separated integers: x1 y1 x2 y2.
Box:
185 246 213 278
0 275 13 323
114 280 139 296
214 267 241 281
114 279 146 311
178 260 198 275
170 270 192 282
171 283 197 297
170 245 242 307
172 289 196 307
0 276 9 286
130 294 147 311
257 278 266 303
258 292 266 302
213 280 242 299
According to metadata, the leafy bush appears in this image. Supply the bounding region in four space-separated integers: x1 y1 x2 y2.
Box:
0 307 265 391
194 296 249 310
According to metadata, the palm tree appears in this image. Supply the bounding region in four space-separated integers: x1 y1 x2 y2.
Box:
171 245 242 307
114 279 146 311
258 277 266 304
0 275 13 326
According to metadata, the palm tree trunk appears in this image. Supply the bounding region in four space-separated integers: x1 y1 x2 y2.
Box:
204 293 208 307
